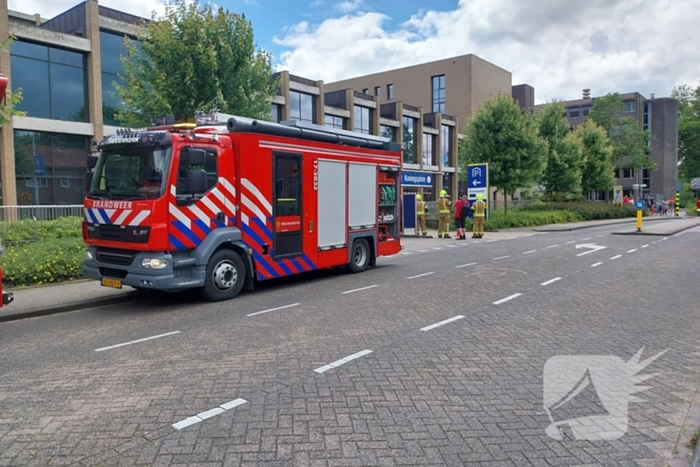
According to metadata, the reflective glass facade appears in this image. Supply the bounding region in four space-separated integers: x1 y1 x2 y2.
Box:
289 91 315 123
10 40 87 122
402 116 417 164
100 30 133 126
14 130 89 205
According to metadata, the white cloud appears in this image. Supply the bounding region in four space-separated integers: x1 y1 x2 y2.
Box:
8 0 164 21
335 0 363 13
274 0 700 104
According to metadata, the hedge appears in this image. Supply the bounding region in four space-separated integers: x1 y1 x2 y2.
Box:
458 202 640 232
1 237 86 288
0 217 82 245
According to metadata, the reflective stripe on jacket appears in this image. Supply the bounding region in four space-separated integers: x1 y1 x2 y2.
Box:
417 200 427 216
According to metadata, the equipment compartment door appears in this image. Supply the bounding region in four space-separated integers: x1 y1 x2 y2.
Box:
273 152 303 258
317 160 347 249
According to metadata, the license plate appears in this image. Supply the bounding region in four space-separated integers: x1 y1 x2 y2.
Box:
101 278 122 289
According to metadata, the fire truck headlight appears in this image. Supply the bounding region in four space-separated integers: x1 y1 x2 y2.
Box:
141 258 169 269
85 251 94 261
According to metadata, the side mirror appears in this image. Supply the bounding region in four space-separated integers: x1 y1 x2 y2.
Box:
188 169 207 195
182 148 206 166
87 154 99 169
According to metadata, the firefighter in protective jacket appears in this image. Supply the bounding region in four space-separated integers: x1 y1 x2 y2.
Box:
437 190 451 238
416 194 428 236
471 193 486 238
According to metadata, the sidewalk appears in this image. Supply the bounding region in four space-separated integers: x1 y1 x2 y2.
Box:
532 214 687 232
611 216 700 236
0 279 137 323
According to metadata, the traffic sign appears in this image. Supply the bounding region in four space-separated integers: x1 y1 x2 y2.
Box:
674 180 683 192
613 185 623 205
634 200 646 210
467 164 487 188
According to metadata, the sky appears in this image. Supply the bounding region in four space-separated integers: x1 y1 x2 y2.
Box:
9 0 700 104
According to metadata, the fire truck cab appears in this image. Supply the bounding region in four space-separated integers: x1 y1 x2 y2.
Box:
83 111 403 302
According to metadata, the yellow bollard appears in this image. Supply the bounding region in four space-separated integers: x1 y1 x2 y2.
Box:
636 210 643 231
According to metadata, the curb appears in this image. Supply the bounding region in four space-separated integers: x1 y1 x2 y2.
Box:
533 216 682 232
0 293 139 323
611 220 700 236
693 437 700 467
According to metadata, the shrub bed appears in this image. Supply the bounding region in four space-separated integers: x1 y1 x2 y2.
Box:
0 217 82 245
457 202 639 232
1 237 86 288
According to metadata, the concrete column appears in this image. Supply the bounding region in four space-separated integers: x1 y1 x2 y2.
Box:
345 89 355 131
371 95 380 136
450 116 459 197
0 0 17 206
279 71 291 121
85 0 103 141
314 80 324 125
416 107 424 170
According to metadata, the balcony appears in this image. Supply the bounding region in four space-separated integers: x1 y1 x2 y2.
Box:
353 90 374 101
289 74 318 87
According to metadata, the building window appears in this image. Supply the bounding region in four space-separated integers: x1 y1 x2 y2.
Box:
441 124 452 167
11 40 87 123
582 105 592 117
569 107 580 118
324 114 345 129
643 102 651 133
354 106 371 134
14 130 89 205
289 91 315 123
100 31 143 126
270 103 281 123
387 84 393 100
374 86 380 97
623 101 636 113
442 173 451 195
402 116 417 164
423 133 435 166
431 75 445 113
380 125 396 142
362 88 369 94
623 168 633 179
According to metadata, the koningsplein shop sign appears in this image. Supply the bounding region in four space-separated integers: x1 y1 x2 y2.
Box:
401 171 434 187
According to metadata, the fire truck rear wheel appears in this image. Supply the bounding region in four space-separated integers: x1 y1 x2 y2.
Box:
200 249 245 302
348 238 370 273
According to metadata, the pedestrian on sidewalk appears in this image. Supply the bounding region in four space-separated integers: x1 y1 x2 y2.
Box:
415 194 428 236
471 193 486 239
454 195 469 240
437 190 451 238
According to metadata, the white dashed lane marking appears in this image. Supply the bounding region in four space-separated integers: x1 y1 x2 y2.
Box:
247 303 300 317
642 244 649 248
565 241 576 244
342 285 378 295
408 272 435 280
172 398 247 430
610 255 622 260
420 315 465 331
546 245 559 249
493 293 522 305
591 262 603 267
314 350 373 374
455 262 478 268
582 238 591 241
540 277 562 286
627 249 637 253
94 331 181 352
493 255 511 260
523 250 537 255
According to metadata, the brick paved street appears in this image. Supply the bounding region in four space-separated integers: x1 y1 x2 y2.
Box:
1 224 700 466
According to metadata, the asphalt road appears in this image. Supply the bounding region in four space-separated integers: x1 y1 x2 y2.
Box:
2 225 700 466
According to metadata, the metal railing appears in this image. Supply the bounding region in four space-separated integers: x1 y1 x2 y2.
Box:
0 205 83 222
353 90 374 101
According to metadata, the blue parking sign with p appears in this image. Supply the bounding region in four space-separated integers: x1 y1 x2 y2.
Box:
468 164 488 189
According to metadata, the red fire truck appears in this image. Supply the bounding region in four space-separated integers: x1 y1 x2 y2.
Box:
82 111 403 301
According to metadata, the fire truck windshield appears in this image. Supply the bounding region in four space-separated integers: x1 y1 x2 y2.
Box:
88 146 172 200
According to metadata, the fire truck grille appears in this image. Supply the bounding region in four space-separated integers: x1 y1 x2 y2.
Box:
96 248 137 266
86 224 150 243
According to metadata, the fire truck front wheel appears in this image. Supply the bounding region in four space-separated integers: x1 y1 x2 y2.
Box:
200 249 245 302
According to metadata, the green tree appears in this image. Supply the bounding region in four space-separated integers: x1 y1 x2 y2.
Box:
402 123 415 163
459 93 547 214
536 102 584 200
672 83 700 181
575 119 615 195
589 93 655 173
114 0 277 126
